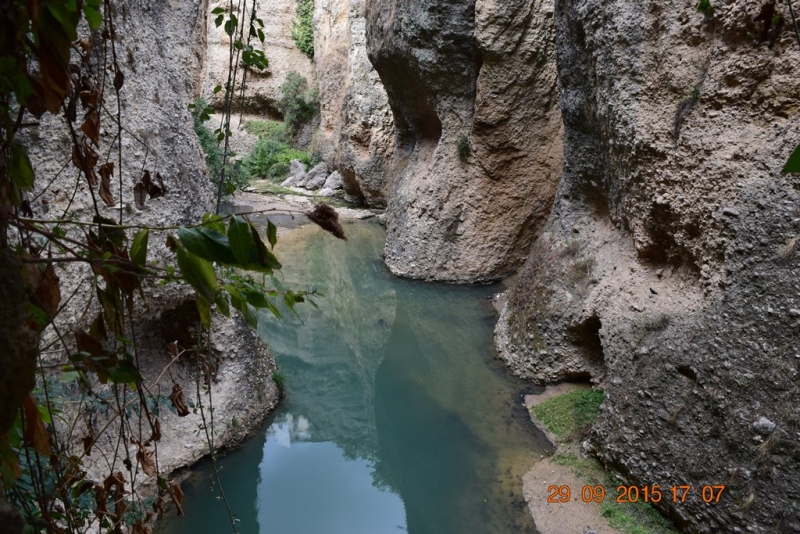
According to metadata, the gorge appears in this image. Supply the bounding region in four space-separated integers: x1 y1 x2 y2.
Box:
2 0 799 533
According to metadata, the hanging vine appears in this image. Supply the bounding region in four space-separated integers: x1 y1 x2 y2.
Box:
0 1 343 533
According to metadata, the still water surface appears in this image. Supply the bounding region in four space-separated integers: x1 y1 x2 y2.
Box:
158 221 549 534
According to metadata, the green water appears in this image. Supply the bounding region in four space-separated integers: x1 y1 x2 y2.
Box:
157 221 550 534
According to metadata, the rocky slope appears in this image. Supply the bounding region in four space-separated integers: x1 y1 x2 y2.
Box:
313 0 395 205
363 0 563 282
496 1 800 532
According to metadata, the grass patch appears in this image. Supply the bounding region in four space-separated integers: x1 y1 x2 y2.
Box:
251 181 303 195
532 389 604 439
552 454 678 534
272 371 286 393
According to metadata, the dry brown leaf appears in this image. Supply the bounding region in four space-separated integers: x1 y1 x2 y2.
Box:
82 426 95 456
80 108 100 145
133 182 147 209
99 162 115 207
23 393 51 456
137 446 156 476
131 521 153 534
94 484 108 518
170 383 189 417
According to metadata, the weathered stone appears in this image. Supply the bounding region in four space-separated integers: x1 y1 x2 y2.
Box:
304 162 330 190
496 1 800 532
314 0 395 205
753 417 776 435
365 0 562 282
323 171 344 190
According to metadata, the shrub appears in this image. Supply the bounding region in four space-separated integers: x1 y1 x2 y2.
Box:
279 71 318 138
242 119 289 143
291 0 314 60
244 137 310 180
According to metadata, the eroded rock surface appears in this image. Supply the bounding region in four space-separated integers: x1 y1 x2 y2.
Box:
202 0 315 116
19 0 281 499
314 0 395 205
364 0 562 282
497 1 800 532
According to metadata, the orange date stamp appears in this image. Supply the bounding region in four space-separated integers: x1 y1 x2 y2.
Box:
547 484 726 504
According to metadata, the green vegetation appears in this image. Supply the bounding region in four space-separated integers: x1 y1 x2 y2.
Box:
533 389 605 439
456 135 471 161
280 71 319 138
242 119 290 143
291 0 314 60
245 138 310 180
190 98 249 192
273 371 286 393
241 119 310 181
552 454 678 534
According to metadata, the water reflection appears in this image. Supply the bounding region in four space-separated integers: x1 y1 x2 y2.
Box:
257 415 406 534
158 221 546 534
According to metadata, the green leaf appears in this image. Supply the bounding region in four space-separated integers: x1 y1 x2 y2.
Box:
176 245 218 301
215 14 224 27
82 0 103 30
107 360 142 385
9 142 35 192
26 303 49 328
211 6 225 14
227 216 252 264
196 295 212 329
244 289 270 309
783 144 800 173
179 226 238 265
213 84 223 94
215 291 231 317
229 291 257 327
249 220 282 270
130 229 149 266
266 220 278 249
59 370 81 384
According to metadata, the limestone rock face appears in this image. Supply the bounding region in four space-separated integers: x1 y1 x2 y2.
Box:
365 0 562 282
202 0 315 116
18 0 281 494
497 1 800 531
314 0 395 205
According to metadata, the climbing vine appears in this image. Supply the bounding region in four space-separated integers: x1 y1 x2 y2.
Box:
0 1 343 533
291 0 315 60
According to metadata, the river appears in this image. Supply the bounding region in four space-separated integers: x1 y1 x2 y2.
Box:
156 219 550 534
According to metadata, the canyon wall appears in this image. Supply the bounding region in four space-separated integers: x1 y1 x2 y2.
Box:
202 0 315 115
363 0 563 282
496 1 800 532
313 0 395 205
20 0 280 493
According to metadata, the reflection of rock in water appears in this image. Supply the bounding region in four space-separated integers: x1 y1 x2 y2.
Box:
257 222 396 460
373 308 482 533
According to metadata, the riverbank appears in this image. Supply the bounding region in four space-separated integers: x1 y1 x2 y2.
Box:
523 383 622 534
